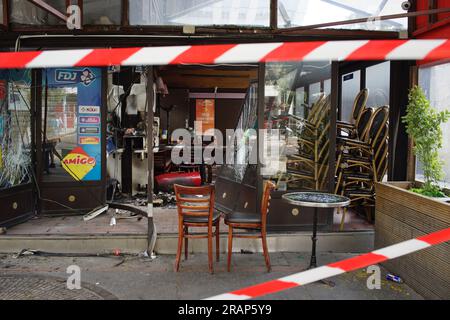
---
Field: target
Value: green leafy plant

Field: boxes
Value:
[402,86,450,198]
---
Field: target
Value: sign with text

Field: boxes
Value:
[195,99,215,135]
[78,105,100,114]
[47,67,102,181]
[61,147,96,181]
[79,116,100,124]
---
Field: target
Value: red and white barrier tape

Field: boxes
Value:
[0,40,449,70]
[205,227,450,300]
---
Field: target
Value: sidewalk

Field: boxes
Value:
[0,252,423,300]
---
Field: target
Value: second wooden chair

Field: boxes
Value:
[224,180,276,272]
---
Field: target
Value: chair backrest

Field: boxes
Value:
[356,107,374,141]
[260,180,276,227]
[307,93,326,122]
[352,88,369,124]
[174,184,215,223]
[368,105,389,146]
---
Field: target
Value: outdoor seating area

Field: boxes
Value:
[0,0,449,303]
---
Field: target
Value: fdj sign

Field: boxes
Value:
[55,68,95,86]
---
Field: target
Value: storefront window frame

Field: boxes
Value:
[260,61,337,195]
[1,0,8,29]
[414,59,450,190]
[3,0,411,33]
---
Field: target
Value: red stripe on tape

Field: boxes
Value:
[423,40,450,61]
[417,227,450,245]
[346,40,407,60]
[328,253,387,272]
[231,280,298,298]
[170,44,237,64]
[75,47,142,67]
[0,51,42,69]
[261,41,326,62]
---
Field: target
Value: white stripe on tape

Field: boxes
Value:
[386,39,446,60]
[303,40,369,61]
[26,49,93,68]
[204,293,250,300]
[122,46,191,66]
[214,43,283,64]
[372,239,430,260]
[279,266,344,286]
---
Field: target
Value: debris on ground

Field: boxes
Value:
[0,227,6,235]
[386,273,403,283]
[13,249,126,259]
[83,205,109,222]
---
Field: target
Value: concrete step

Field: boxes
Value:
[155,231,374,254]
[0,231,374,255]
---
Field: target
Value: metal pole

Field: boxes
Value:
[146,66,157,254]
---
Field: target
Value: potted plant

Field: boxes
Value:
[374,85,450,300]
[402,86,450,199]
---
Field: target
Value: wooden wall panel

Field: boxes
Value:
[375,182,450,299]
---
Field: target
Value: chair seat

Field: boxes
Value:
[183,211,221,224]
[225,211,261,224]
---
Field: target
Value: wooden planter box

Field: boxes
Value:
[375,182,450,299]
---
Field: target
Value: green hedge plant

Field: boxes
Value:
[402,86,450,198]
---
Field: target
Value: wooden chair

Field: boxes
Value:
[224,180,276,272]
[174,184,220,274]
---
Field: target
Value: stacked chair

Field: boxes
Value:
[337,88,369,138]
[335,104,389,230]
[275,94,331,191]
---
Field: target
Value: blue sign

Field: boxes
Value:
[46,67,102,181]
[53,68,97,86]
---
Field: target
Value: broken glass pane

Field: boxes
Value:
[0,70,32,189]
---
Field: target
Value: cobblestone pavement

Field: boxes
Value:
[0,274,117,300]
[0,252,423,300]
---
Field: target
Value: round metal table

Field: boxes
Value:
[282,192,350,271]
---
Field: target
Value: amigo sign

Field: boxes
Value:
[61,146,96,181]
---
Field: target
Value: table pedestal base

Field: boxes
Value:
[306,207,335,287]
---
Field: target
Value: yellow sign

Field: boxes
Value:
[61,147,96,181]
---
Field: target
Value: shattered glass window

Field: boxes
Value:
[220,82,258,183]
[0,70,32,189]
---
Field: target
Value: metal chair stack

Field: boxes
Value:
[335,105,389,230]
